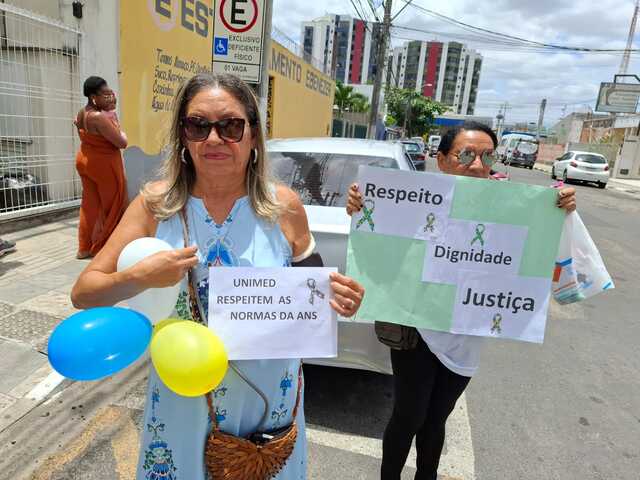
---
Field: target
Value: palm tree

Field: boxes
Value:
[334,81,355,115]
[350,93,370,113]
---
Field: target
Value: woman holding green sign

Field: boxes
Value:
[347,121,576,480]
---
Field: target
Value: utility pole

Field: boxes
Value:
[496,102,507,140]
[619,0,640,75]
[257,0,273,133]
[536,98,547,141]
[368,0,393,139]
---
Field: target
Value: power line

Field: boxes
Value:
[391,27,640,56]
[398,1,640,54]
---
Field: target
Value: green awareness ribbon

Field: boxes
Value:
[491,313,502,334]
[423,212,436,232]
[471,223,486,246]
[356,199,375,231]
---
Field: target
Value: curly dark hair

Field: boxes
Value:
[82,76,107,97]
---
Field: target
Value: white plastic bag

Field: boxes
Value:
[552,211,614,304]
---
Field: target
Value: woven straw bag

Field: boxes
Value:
[203,364,303,480]
[180,209,302,479]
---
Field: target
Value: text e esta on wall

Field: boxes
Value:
[153,0,212,38]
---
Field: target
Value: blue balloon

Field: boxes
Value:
[48,307,152,381]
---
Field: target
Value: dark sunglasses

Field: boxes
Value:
[454,149,497,167]
[181,116,247,143]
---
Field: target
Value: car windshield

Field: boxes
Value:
[402,143,421,152]
[270,151,399,207]
[575,154,606,164]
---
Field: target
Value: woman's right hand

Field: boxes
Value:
[346,183,363,217]
[129,246,199,289]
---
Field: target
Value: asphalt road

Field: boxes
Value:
[455,162,640,480]
[1,162,638,480]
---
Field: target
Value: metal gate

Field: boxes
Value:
[0,3,85,221]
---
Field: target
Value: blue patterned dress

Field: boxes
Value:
[136,196,306,480]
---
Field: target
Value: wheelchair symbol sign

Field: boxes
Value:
[214,37,228,55]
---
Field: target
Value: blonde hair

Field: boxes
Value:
[142,73,280,221]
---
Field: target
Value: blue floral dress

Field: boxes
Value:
[136,196,306,479]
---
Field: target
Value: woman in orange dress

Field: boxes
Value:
[75,76,128,259]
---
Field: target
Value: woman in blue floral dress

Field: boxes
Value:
[71,73,365,479]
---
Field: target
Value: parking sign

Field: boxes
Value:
[212,0,266,83]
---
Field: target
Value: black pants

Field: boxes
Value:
[381,338,471,480]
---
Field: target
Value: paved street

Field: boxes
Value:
[0,164,639,480]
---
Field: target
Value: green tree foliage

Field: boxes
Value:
[385,87,448,137]
[350,93,370,113]
[334,81,370,115]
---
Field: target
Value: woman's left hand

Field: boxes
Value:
[557,186,576,213]
[329,272,365,317]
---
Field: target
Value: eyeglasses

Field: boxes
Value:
[181,116,247,143]
[453,149,497,167]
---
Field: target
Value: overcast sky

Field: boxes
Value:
[272,0,640,126]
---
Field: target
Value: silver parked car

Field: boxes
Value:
[551,150,610,189]
[267,138,416,373]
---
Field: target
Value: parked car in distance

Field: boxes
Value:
[267,137,416,374]
[410,136,426,153]
[401,140,426,170]
[551,151,610,188]
[497,133,539,169]
[427,134,441,157]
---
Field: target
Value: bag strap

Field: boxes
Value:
[179,207,303,431]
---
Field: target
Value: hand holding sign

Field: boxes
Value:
[329,271,365,317]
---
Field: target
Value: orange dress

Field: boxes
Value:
[75,126,127,256]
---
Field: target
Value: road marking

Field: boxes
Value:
[307,393,475,479]
[25,369,65,402]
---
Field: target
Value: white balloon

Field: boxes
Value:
[117,237,182,325]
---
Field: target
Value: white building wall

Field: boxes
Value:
[461,51,478,115]
[453,45,467,112]
[415,41,427,93]
[389,47,403,87]
[398,44,408,87]
[302,16,336,77]
[343,19,354,84]
[361,24,373,83]
[435,42,448,102]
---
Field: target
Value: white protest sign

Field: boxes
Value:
[451,271,551,343]
[209,267,337,360]
[351,166,456,241]
[422,219,529,283]
[213,0,266,83]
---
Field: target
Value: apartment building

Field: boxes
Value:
[387,40,482,115]
[301,14,382,84]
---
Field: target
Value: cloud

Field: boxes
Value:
[272,0,640,124]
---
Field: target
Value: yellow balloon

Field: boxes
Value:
[150,321,228,397]
[152,318,185,338]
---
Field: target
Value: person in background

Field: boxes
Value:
[346,121,576,480]
[0,238,16,257]
[74,76,128,259]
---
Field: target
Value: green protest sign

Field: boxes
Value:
[346,166,564,343]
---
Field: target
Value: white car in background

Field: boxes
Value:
[551,151,610,189]
[267,137,416,374]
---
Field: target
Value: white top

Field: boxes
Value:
[418,329,485,377]
[418,212,574,378]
